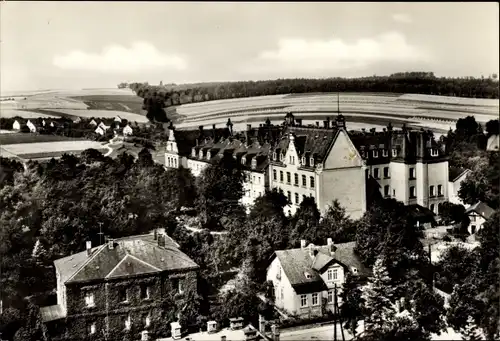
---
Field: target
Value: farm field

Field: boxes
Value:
[0,133,79,145]
[0,109,61,119]
[0,140,106,160]
[47,109,149,123]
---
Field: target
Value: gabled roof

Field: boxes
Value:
[465,201,495,220]
[487,134,499,151]
[54,234,198,284]
[449,166,470,182]
[273,241,369,294]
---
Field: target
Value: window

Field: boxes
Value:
[302,194,306,202]
[124,315,132,330]
[327,269,338,281]
[199,150,203,159]
[430,186,435,197]
[273,152,277,161]
[295,193,299,204]
[382,149,388,157]
[177,279,184,294]
[409,168,416,179]
[118,287,128,302]
[251,158,257,169]
[144,312,151,328]
[384,185,390,197]
[88,322,96,335]
[310,176,315,189]
[373,168,379,179]
[383,167,389,178]
[287,191,291,202]
[310,157,314,167]
[140,284,150,300]
[410,186,416,198]
[328,290,333,303]
[430,204,435,213]
[207,151,211,160]
[252,176,255,183]
[280,171,284,183]
[191,148,196,157]
[300,295,308,307]
[373,150,379,158]
[84,292,95,308]
[286,172,291,184]
[301,156,306,165]
[280,153,284,162]
[241,157,246,165]
[431,148,439,157]
[294,173,299,186]
[312,293,319,306]
[393,189,396,196]
[471,215,476,222]
[280,287,284,301]
[302,175,307,187]
[273,169,277,181]
[438,185,443,196]
[392,149,398,157]
[289,155,295,165]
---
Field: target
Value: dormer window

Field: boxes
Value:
[373,150,379,158]
[199,150,203,159]
[304,271,312,279]
[392,149,397,157]
[273,152,277,161]
[430,148,438,157]
[301,156,306,166]
[241,157,246,165]
[191,148,196,157]
[382,149,388,157]
[207,151,211,160]
[251,158,257,169]
[310,157,314,167]
[280,153,284,162]
[352,267,358,274]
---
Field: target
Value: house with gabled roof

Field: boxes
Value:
[486,134,499,152]
[266,239,369,319]
[40,232,199,341]
[448,166,471,205]
[465,201,495,234]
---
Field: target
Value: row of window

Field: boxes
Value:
[273,153,316,168]
[371,167,390,179]
[284,190,313,204]
[245,190,263,198]
[429,185,444,197]
[166,156,178,168]
[245,174,262,185]
[87,313,151,335]
[299,291,338,308]
[84,280,184,308]
[362,148,439,159]
[273,170,315,189]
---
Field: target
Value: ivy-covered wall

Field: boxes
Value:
[47,269,198,341]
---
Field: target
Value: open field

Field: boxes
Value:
[0,109,61,119]
[0,133,78,145]
[47,109,149,123]
[0,140,106,160]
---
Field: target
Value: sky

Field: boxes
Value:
[1,2,498,92]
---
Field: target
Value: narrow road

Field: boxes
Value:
[183,225,228,235]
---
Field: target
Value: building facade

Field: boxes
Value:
[465,201,495,234]
[266,239,369,319]
[41,233,199,341]
[165,113,449,217]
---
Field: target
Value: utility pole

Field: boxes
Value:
[337,91,340,115]
[333,283,345,341]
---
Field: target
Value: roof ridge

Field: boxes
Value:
[65,244,107,283]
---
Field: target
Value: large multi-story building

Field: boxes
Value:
[165,113,449,218]
[40,232,199,341]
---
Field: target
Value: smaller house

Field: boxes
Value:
[73,117,82,123]
[26,120,37,133]
[89,119,97,126]
[42,120,46,127]
[50,122,55,128]
[98,122,110,131]
[95,126,105,136]
[115,116,122,123]
[487,134,499,152]
[465,201,495,234]
[266,239,369,319]
[448,167,471,206]
[12,120,21,130]
[123,125,133,136]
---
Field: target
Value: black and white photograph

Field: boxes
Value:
[0,2,499,341]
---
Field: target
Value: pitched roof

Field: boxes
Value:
[54,233,198,284]
[274,241,369,294]
[465,201,495,220]
[448,166,470,182]
[487,134,499,151]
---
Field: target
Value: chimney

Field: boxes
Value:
[272,324,280,341]
[86,241,92,257]
[327,238,333,246]
[158,234,166,248]
[213,124,216,130]
[108,238,114,250]
[308,244,314,258]
[300,240,306,249]
[258,315,266,333]
[336,114,346,129]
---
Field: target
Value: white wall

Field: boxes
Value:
[266,257,297,314]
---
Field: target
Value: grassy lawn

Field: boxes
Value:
[18,148,109,160]
[70,95,144,115]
